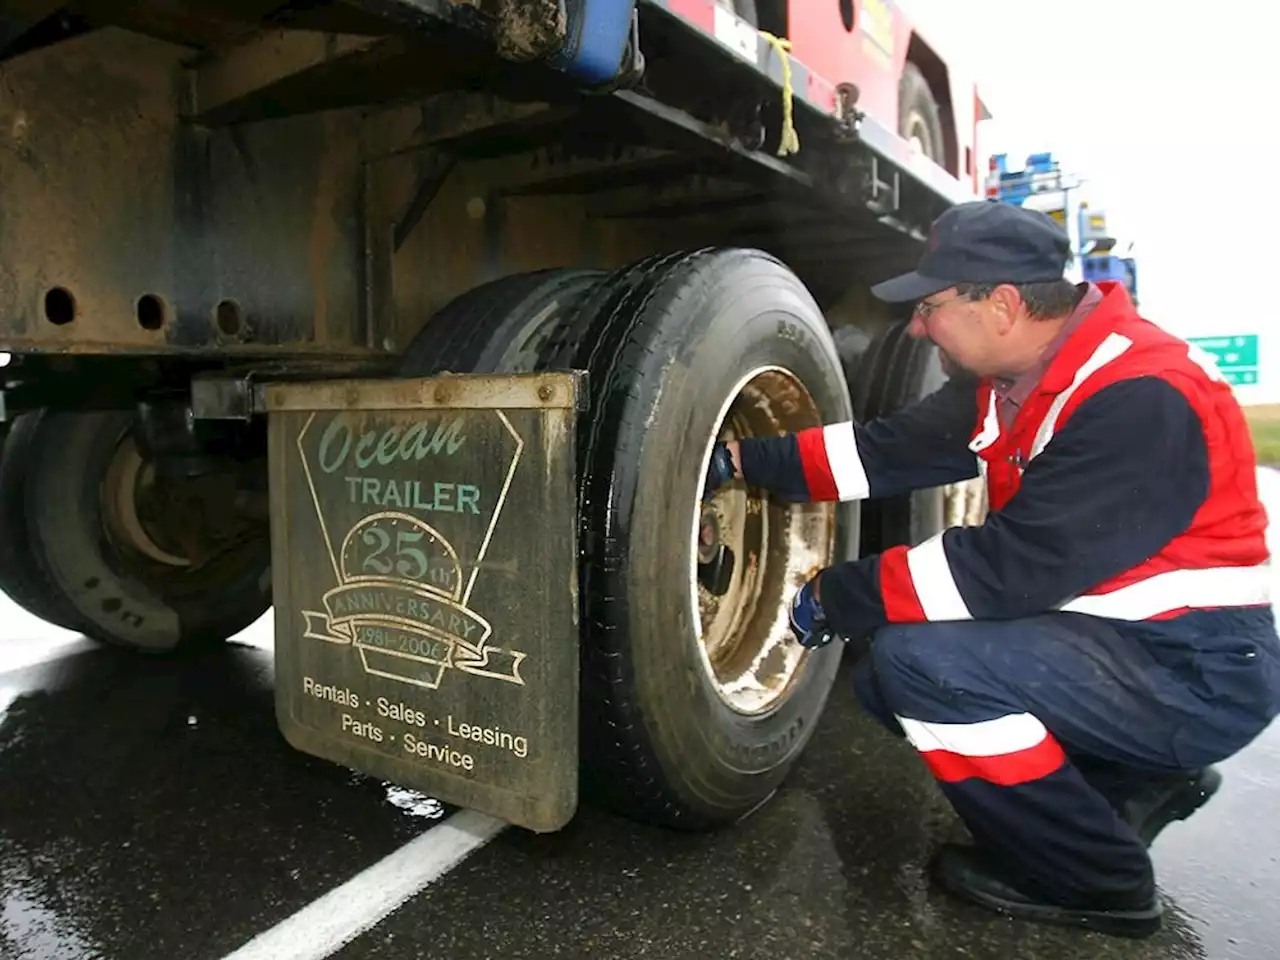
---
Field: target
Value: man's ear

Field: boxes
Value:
[989,284,1023,334]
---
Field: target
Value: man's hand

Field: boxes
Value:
[702,441,738,501]
[789,575,838,648]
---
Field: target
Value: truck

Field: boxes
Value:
[0,0,990,834]
[986,150,1139,303]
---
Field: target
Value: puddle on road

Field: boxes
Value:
[1,872,104,960]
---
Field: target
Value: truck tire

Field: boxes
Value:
[851,321,985,552]
[399,267,606,376]
[543,249,850,829]
[0,412,88,632]
[851,320,946,552]
[18,409,272,653]
[401,255,850,829]
[899,60,945,166]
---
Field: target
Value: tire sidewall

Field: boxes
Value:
[0,411,87,630]
[26,410,271,651]
[899,62,945,166]
[618,253,850,800]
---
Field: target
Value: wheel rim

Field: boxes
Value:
[691,366,838,715]
[943,476,988,528]
[905,112,935,160]
[99,426,268,601]
[104,439,191,567]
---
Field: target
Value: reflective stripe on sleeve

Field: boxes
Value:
[904,532,973,621]
[795,422,869,501]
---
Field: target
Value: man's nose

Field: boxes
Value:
[906,314,927,339]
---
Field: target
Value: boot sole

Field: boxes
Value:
[939,874,1164,939]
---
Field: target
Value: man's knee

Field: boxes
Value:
[871,621,959,678]
[851,653,905,736]
[869,620,996,709]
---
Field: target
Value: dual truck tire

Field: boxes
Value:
[403,250,854,827]
[0,249,954,830]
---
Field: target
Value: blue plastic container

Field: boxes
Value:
[551,0,637,85]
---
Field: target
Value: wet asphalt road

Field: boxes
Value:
[3,479,1280,960]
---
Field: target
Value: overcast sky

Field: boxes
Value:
[911,0,1276,351]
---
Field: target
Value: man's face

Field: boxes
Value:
[905,288,1008,378]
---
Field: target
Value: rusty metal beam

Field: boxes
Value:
[346,0,568,61]
[187,28,386,124]
[495,148,704,197]
[361,93,580,162]
[582,177,768,220]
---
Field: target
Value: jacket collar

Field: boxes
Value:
[1036,281,1139,395]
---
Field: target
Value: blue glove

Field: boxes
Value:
[790,576,838,648]
[702,442,737,501]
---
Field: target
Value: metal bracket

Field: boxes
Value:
[834,82,864,142]
[190,359,397,421]
[191,376,260,421]
[865,155,901,216]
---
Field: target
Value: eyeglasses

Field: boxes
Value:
[913,294,963,320]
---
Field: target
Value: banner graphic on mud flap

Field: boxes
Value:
[298,515,527,689]
[295,410,528,691]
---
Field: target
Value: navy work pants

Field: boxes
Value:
[852,608,1280,902]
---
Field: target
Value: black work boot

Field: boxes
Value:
[930,844,1163,939]
[1119,766,1222,847]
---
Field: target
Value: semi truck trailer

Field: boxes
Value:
[0,0,990,833]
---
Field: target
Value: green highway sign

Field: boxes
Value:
[1188,334,1259,386]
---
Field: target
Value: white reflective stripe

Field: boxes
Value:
[822,422,870,500]
[905,531,973,621]
[1059,563,1273,620]
[1186,342,1228,383]
[1028,332,1132,461]
[968,390,1000,453]
[897,713,1049,757]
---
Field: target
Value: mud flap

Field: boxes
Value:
[264,373,583,833]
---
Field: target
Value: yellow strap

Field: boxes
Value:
[758,30,799,156]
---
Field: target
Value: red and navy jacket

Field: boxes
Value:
[740,282,1277,652]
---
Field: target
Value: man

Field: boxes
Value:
[703,201,1280,938]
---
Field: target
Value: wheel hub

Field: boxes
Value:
[100,427,268,589]
[697,506,722,565]
[103,437,192,567]
[692,367,837,716]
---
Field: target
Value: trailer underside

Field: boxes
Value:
[0,0,987,833]
[0,1,960,389]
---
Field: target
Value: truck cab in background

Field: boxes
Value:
[986,150,1139,304]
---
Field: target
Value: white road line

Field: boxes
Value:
[220,809,507,960]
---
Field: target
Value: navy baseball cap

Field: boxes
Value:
[870,200,1072,303]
